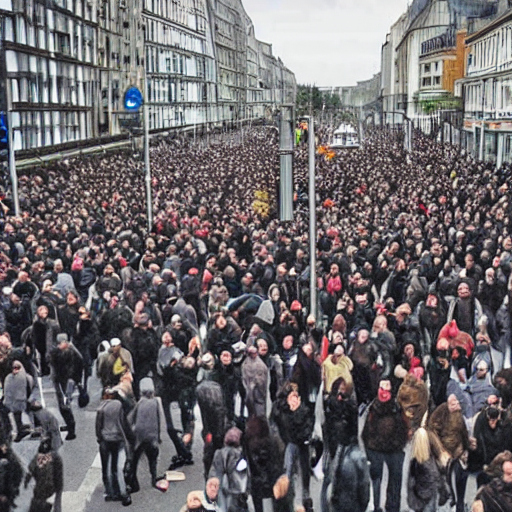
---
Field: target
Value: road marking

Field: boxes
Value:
[62,453,102,512]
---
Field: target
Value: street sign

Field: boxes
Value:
[124,87,143,111]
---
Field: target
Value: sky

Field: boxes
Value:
[242,0,411,87]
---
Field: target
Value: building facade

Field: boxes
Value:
[0,0,296,155]
[381,0,498,121]
[460,6,512,165]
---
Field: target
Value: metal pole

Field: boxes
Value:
[143,73,153,232]
[308,116,317,320]
[479,119,485,161]
[5,81,19,217]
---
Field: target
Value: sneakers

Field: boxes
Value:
[65,432,77,441]
[303,497,314,512]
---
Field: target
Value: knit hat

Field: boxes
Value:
[255,300,275,325]
[139,377,155,394]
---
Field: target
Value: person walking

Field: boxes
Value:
[362,379,408,512]
[127,377,165,492]
[96,388,133,505]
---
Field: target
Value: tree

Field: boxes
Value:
[296,84,323,116]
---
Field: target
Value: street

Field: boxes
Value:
[11,370,477,512]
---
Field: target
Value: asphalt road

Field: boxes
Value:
[11,371,477,512]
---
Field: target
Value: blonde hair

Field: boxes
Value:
[411,412,450,467]
[411,427,431,464]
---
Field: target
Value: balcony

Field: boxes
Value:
[421,30,455,56]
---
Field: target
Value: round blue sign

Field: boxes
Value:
[124,87,143,111]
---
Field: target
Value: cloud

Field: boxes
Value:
[242,0,410,86]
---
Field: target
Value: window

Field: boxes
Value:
[424,63,430,73]
[422,77,431,87]
[434,76,441,86]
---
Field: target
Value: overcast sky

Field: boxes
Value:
[242,0,410,87]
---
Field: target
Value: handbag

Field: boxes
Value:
[78,386,90,408]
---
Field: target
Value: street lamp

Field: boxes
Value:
[304,115,317,320]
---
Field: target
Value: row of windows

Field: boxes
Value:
[4,14,95,64]
[143,0,205,32]
[145,17,206,54]
[421,76,441,87]
[11,0,96,23]
[145,45,214,80]
[465,78,512,116]
[468,23,512,75]
[6,52,94,107]
[11,110,91,150]
[147,77,207,103]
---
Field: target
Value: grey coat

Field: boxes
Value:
[4,368,33,413]
[128,396,165,450]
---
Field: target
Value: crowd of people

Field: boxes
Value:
[0,125,509,512]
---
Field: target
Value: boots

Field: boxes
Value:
[65,422,76,440]
[303,497,314,512]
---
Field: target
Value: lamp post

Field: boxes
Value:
[5,78,19,217]
[143,72,153,232]
[305,115,317,319]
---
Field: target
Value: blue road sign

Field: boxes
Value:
[124,87,143,111]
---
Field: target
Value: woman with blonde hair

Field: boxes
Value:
[408,413,451,512]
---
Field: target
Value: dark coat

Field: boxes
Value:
[271,397,313,446]
[49,344,83,387]
[407,457,443,512]
[196,380,227,444]
[330,444,370,512]
[428,402,469,459]
[57,304,80,342]
[0,448,23,511]
[362,398,408,453]
[210,362,240,422]
[98,306,133,342]
[244,416,284,499]
[291,349,321,406]
[123,327,159,379]
[470,410,512,471]
[476,477,512,512]
[323,394,358,458]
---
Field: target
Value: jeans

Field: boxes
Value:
[451,459,468,512]
[366,449,405,512]
[161,395,192,460]
[99,440,122,498]
[131,440,159,487]
[284,442,311,501]
[54,378,75,435]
